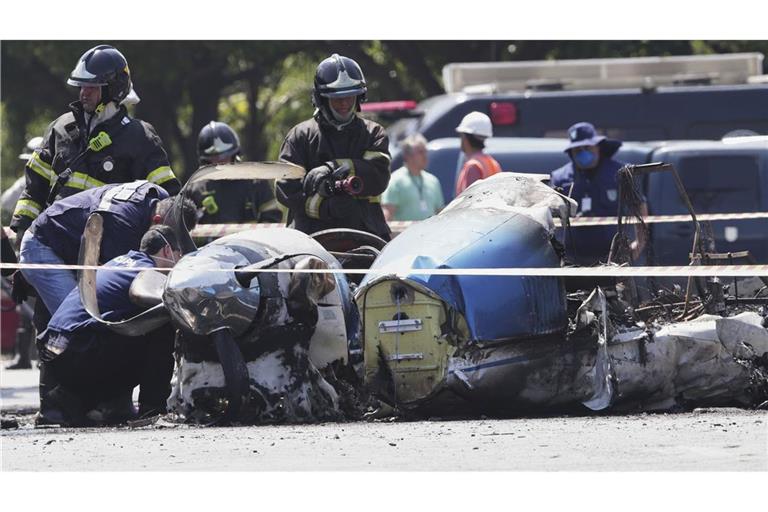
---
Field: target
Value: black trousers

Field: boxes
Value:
[47,324,175,410]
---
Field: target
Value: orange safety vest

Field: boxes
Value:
[456,153,502,195]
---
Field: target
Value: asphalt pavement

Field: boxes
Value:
[2,364,766,471]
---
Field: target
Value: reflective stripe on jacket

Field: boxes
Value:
[10,101,180,234]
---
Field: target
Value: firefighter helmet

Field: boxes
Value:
[197,121,241,164]
[312,54,367,128]
[67,45,133,106]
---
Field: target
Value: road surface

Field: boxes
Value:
[2,367,766,471]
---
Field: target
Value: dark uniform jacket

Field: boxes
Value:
[11,101,180,235]
[40,250,155,355]
[39,249,174,411]
[31,181,168,266]
[277,115,392,240]
[187,179,282,224]
[551,156,628,265]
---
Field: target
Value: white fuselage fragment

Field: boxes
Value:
[433,311,767,414]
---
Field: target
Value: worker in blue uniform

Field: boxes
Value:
[36,226,181,426]
[16,181,196,424]
[550,122,647,265]
[17,180,196,319]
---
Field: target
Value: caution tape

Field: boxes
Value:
[187,211,768,238]
[4,211,768,242]
[2,262,768,277]
[563,211,768,227]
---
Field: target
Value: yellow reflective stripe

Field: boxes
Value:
[335,158,355,175]
[28,153,55,183]
[147,166,177,185]
[363,151,391,163]
[258,199,280,213]
[359,195,381,204]
[13,199,42,219]
[305,195,324,219]
[66,172,105,190]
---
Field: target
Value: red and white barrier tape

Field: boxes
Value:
[4,211,768,242]
[2,262,768,277]
[189,211,768,238]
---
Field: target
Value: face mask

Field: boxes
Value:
[154,254,177,266]
[154,231,178,266]
[573,149,597,169]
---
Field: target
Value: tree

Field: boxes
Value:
[4,40,768,194]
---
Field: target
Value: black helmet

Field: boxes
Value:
[67,45,132,106]
[312,54,367,128]
[197,121,241,164]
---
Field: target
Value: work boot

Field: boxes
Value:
[5,355,32,370]
[35,385,91,427]
[5,324,34,369]
[5,320,35,370]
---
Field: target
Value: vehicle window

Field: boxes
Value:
[677,155,761,213]
[544,127,667,140]
[687,122,768,140]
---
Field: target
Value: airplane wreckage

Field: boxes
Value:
[77,162,768,425]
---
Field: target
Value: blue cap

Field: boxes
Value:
[565,122,606,151]
[564,122,622,158]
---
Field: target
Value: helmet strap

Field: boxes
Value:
[101,85,111,108]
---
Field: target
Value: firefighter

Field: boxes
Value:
[187,121,282,224]
[36,226,182,426]
[277,53,392,240]
[10,44,180,246]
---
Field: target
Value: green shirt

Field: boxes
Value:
[382,166,445,221]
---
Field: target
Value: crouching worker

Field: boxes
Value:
[35,226,181,426]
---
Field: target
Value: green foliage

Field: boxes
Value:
[3,40,767,194]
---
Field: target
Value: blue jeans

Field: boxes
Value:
[19,231,77,315]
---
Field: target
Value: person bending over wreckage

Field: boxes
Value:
[36,226,181,426]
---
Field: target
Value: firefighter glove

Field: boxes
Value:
[11,271,29,304]
[303,165,333,196]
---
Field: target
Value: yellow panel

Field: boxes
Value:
[362,280,454,403]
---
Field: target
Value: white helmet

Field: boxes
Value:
[456,111,493,139]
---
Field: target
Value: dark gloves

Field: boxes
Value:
[302,164,333,196]
[11,271,29,304]
[1,231,18,277]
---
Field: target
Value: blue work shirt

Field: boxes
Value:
[551,157,625,265]
[31,181,167,265]
[43,250,155,353]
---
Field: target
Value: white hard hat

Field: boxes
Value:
[455,111,493,139]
